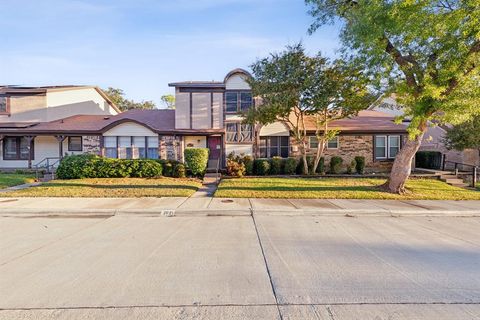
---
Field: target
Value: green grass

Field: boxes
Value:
[1,177,202,198]
[0,173,36,189]
[215,177,480,200]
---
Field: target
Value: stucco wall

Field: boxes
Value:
[259,122,289,137]
[184,136,207,148]
[0,95,47,122]
[103,122,156,137]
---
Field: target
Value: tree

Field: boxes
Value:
[103,87,156,111]
[161,94,176,109]
[444,116,480,153]
[306,0,480,193]
[245,44,372,174]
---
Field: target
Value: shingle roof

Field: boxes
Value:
[303,110,407,133]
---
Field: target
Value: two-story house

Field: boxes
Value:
[0,69,408,172]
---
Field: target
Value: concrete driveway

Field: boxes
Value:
[1,214,479,319]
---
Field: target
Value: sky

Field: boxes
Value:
[0,0,342,108]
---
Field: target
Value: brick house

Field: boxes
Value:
[0,69,407,172]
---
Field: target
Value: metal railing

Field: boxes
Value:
[215,156,221,184]
[442,160,479,188]
[33,157,61,180]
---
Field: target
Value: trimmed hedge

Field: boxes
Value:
[184,148,209,177]
[254,159,270,175]
[270,157,283,175]
[56,154,163,179]
[173,163,186,178]
[158,159,179,177]
[315,157,325,174]
[354,156,365,174]
[330,156,343,174]
[284,158,297,175]
[243,155,254,176]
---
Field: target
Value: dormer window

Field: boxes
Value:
[0,96,9,114]
[225,91,252,113]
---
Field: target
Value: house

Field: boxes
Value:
[0,69,407,172]
[369,97,480,169]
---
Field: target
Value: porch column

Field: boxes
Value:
[24,136,35,169]
[55,135,66,159]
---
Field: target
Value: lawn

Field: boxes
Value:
[215,177,480,200]
[1,177,202,198]
[0,173,36,189]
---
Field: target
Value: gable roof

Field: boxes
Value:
[302,110,407,134]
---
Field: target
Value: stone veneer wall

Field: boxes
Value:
[290,134,399,173]
[159,135,183,161]
[82,136,101,154]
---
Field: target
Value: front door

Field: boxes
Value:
[207,136,221,160]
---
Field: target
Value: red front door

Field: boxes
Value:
[207,136,221,160]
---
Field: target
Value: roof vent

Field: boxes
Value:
[104,116,110,120]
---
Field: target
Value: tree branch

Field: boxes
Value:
[384,37,421,93]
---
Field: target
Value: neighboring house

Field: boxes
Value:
[369,97,480,169]
[0,69,408,172]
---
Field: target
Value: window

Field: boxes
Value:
[2,137,34,160]
[388,135,400,158]
[147,136,159,159]
[226,123,253,143]
[103,136,159,159]
[104,136,117,158]
[225,91,253,113]
[309,136,339,149]
[259,136,289,158]
[327,137,339,149]
[0,96,8,113]
[375,135,401,160]
[68,136,82,152]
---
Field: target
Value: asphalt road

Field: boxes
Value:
[1,214,479,319]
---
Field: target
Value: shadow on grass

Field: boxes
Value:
[217,185,382,193]
[42,182,199,191]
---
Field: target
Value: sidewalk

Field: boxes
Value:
[0,196,479,217]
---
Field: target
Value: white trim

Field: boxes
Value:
[375,135,387,159]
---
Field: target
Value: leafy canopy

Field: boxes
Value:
[103,87,156,112]
[161,94,175,109]
[306,0,480,136]
[444,116,480,151]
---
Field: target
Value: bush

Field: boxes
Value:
[243,155,254,176]
[330,156,343,174]
[270,157,283,175]
[56,155,163,179]
[315,157,325,174]
[254,159,270,175]
[346,159,357,174]
[226,158,246,177]
[173,163,186,178]
[354,156,366,174]
[284,158,297,175]
[184,148,209,177]
[297,156,314,175]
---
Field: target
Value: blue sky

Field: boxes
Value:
[0,0,341,107]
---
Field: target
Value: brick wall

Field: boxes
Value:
[290,134,396,173]
[82,136,100,154]
[159,135,183,161]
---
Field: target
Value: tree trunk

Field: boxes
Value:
[300,141,309,175]
[312,140,326,174]
[385,122,427,194]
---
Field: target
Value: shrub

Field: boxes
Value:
[284,158,297,175]
[56,155,163,179]
[270,156,283,175]
[226,158,246,177]
[315,157,325,174]
[354,156,366,174]
[330,156,343,174]
[56,154,98,179]
[346,159,357,174]
[297,156,314,175]
[173,163,186,178]
[254,159,270,176]
[184,148,209,177]
[243,155,254,176]
[162,162,174,177]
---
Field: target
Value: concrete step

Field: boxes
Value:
[441,178,465,184]
[440,175,458,180]
[449,182,469,188]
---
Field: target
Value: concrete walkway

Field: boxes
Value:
[0,182,42,193]
[0,196,479,217]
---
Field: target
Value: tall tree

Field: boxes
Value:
[444,116,480,154]
[306,0,480,193]
[161,94,176,109]
[245,44,372,174]
[103,87,156,112]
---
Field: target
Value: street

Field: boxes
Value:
[1,214,479,319]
